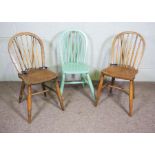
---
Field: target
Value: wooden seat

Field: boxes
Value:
[96,31,145,116]
[8,32,64,123]
[102,65,138,80]
[19,68,57,85]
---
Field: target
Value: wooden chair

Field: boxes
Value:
[8,32,64,123]
[59,30,95,100]
[96,31,145,116]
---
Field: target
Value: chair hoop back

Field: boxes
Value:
[8,32,45,73]
[111,31,145,69]
[59,30,88,64]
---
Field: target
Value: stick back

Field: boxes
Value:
[111,31,145,69]
[8,32,45,73]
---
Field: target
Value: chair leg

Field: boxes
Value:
[129,80,134,116]
[41,82,47,97]
[55,79,64,111]
[96,73,104,106]
[27,85,32,123]
[60,73,65,94]
[86,73,95,100]
[81,74,86,88]
[109,77,115,94]
[133,82,135,99]
[19,81,25,103]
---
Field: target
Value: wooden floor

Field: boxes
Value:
[0,81,155,133]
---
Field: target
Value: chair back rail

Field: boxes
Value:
[111,31,145,69]
[8,32,45,73]
[59,30,88,64]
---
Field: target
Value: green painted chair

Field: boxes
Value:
[59,30,95,100]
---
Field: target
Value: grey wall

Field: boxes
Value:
[0,22,155,81]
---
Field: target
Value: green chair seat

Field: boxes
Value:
[62,63,89,74]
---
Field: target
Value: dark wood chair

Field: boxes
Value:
[96,31,145,116]
[8,32,64,123]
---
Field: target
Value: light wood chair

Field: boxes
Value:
[8,32,64,123]
[96,31,145,116]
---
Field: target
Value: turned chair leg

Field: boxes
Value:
[55,79,64,111]
[19,81,25,103]
[41,82,47,97]
[96,73,104,106]
[133,82,135,99]
[27,85,32,123]
[129,80,134,116]
[109,77,115,94]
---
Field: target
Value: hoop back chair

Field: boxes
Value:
[8,32,64,123]
[59,30,95,100]
[96,31,145,116]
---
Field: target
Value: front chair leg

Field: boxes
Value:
[41,82,47,97]
[27,85,32,123]
[129,80,134,116]
[55,79,64,111]
[19,81,25,103]
[133,82,135,99]
[96,73,104,106]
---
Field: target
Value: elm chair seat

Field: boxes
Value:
[18,68,57,85]
[102,65,138,80]
[62,63,89,74]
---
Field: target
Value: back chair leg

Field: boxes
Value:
[96,73,104,106]
[60,73,65,94]
[55,79,64,111]
[19,81,25,103]
[109,77,115,94]
[81,74,85,88]
[129,80,134,116]
[86,73,95,100]
[41,82,47,97]
[27,85,32,123]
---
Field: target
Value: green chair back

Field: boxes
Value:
[59,30,88,65]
